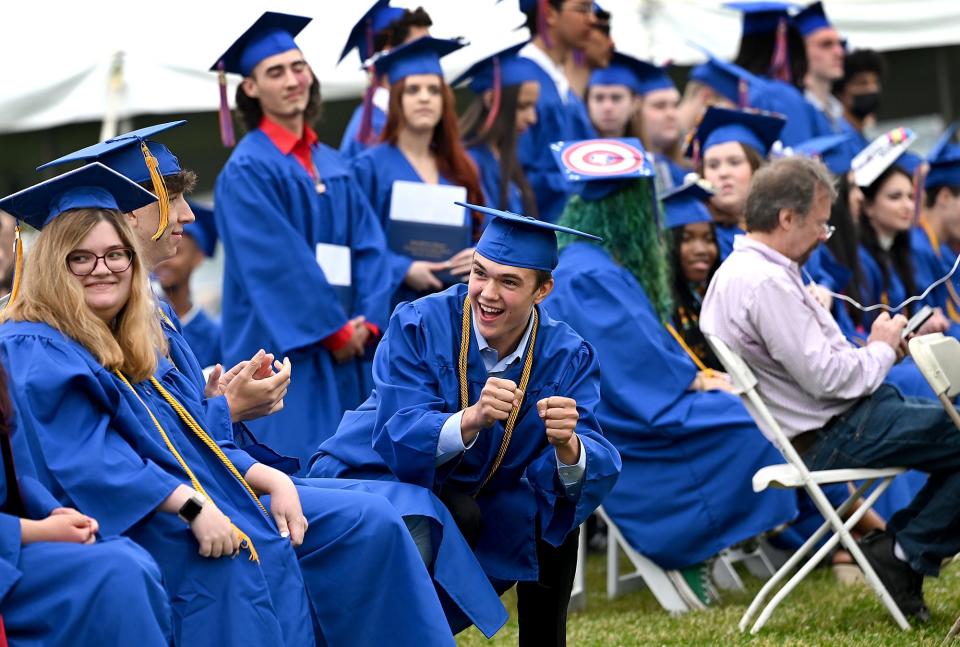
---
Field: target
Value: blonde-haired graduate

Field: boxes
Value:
[0,164,455,646]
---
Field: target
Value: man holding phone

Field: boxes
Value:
[702,155,960,625]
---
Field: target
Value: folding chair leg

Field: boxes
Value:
[568,522,588,613]
[941,614,960,646]
[712,553,746,591]
[598,508,691,613]
[742,543,778,579]
[750,478,910,633]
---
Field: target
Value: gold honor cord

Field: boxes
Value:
[8,225,23,304]
[140,142,169,241]
[458,295,539,494]
[665,322,714,377]
[115,371,267,562]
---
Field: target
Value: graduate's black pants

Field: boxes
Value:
[439,487,580,647]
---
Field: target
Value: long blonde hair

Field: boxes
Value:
[1,208,166,382]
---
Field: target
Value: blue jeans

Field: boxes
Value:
[800,385,960,576]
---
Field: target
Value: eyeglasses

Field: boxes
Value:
[821,224,836,241]
[563,1,596,15]
[66,247,134,276]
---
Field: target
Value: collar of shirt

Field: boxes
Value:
[519,42,569,104]
[179,303,200,327]
[804,89,845,124]
[372,85,390,113]
[259,116,319,178]
[472,308,536,375]
[733,234,801,276]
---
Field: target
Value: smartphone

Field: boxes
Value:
[902,305,934,339]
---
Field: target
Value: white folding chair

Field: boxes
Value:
[906,334,960,645]
[705,334,910,633]
[595,507,696,613]
[568,522,588,613]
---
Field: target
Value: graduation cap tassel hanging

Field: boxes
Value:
[537,0,552,48]
[8,225,23,304]
[737,78,749,110]
[769,17,791,84]
[357,21,377,145]
[140,142,169,240]
[217,61,236,148]
[912,162,928,223]
[481,57,503,135]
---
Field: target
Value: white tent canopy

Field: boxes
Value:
[1,0,957,134]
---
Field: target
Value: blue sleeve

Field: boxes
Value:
[2,338,182,538]
[523,342,621,546]
[371,303,455,488]
[0,511,21,596]
[215,158,350,356]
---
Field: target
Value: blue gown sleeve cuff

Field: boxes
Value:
[556,438,587,497]
[435,410,477,466]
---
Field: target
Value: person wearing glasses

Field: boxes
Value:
[0,164,458,645]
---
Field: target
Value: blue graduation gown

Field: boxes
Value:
[312,283,621,582]
[0,321,314,646]
[181,307,221,370]
[548,242,796,569]
[158,302,499,640]
[215,130,392,467]
[0,431,171,645]
[468,144,523,214]
[911,225,960,337]
[517,62,596,223]
[747,78,817,146]
[715,223,744,260]
[351,143,474,302]
[653,153,689,194]
[339,102,387,160]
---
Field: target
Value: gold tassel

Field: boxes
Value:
[8,225,23,304]
[140,142,169,241]
[232,525,260,562]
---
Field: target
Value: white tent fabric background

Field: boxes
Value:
[1,0,958,135]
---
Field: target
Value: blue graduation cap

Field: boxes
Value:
[452,43,540,94]
[688,50,757,106]
[658,177,715,229]
[794,1,832,38]
[588,52,675,96]
[0,163,158,232]
[461,201,601,271]
[37,121,184,184]
[725,2,796,36]
[339,1,405,63]
[184,201,218,258]
[925,124,960,189]
[371,36,466,85]
[685,106,785,159]
[550,138,655,201]
[211,11,311,77]
[37,121,185,242]
[794,132,857,176]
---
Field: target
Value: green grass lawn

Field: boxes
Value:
[456,550,960,646]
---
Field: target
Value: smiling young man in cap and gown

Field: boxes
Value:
[312,201,621,646]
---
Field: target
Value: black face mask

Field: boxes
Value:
[850,92,881,119]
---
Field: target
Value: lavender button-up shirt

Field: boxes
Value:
[700,235,896,440]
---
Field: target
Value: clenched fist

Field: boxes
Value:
[538,396,581,465]
[460,377,523,445]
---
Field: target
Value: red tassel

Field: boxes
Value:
[0,615,8,647]
[538,0,552,49]
[737,78,749,110]
[481,57,502,135]
[913,162,928,223]
[217,61,235,148]
[357,22,377,145]
[769,17,792,84]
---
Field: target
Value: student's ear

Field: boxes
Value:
[124,211,138,228]
[241,77,259,100]
[482,89,495,111]
[533,278,554,305]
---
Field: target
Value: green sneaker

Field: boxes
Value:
[669,562,716,609]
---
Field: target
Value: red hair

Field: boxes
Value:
[382,77,486,239]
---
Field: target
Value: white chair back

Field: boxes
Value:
[909,333,960,399]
